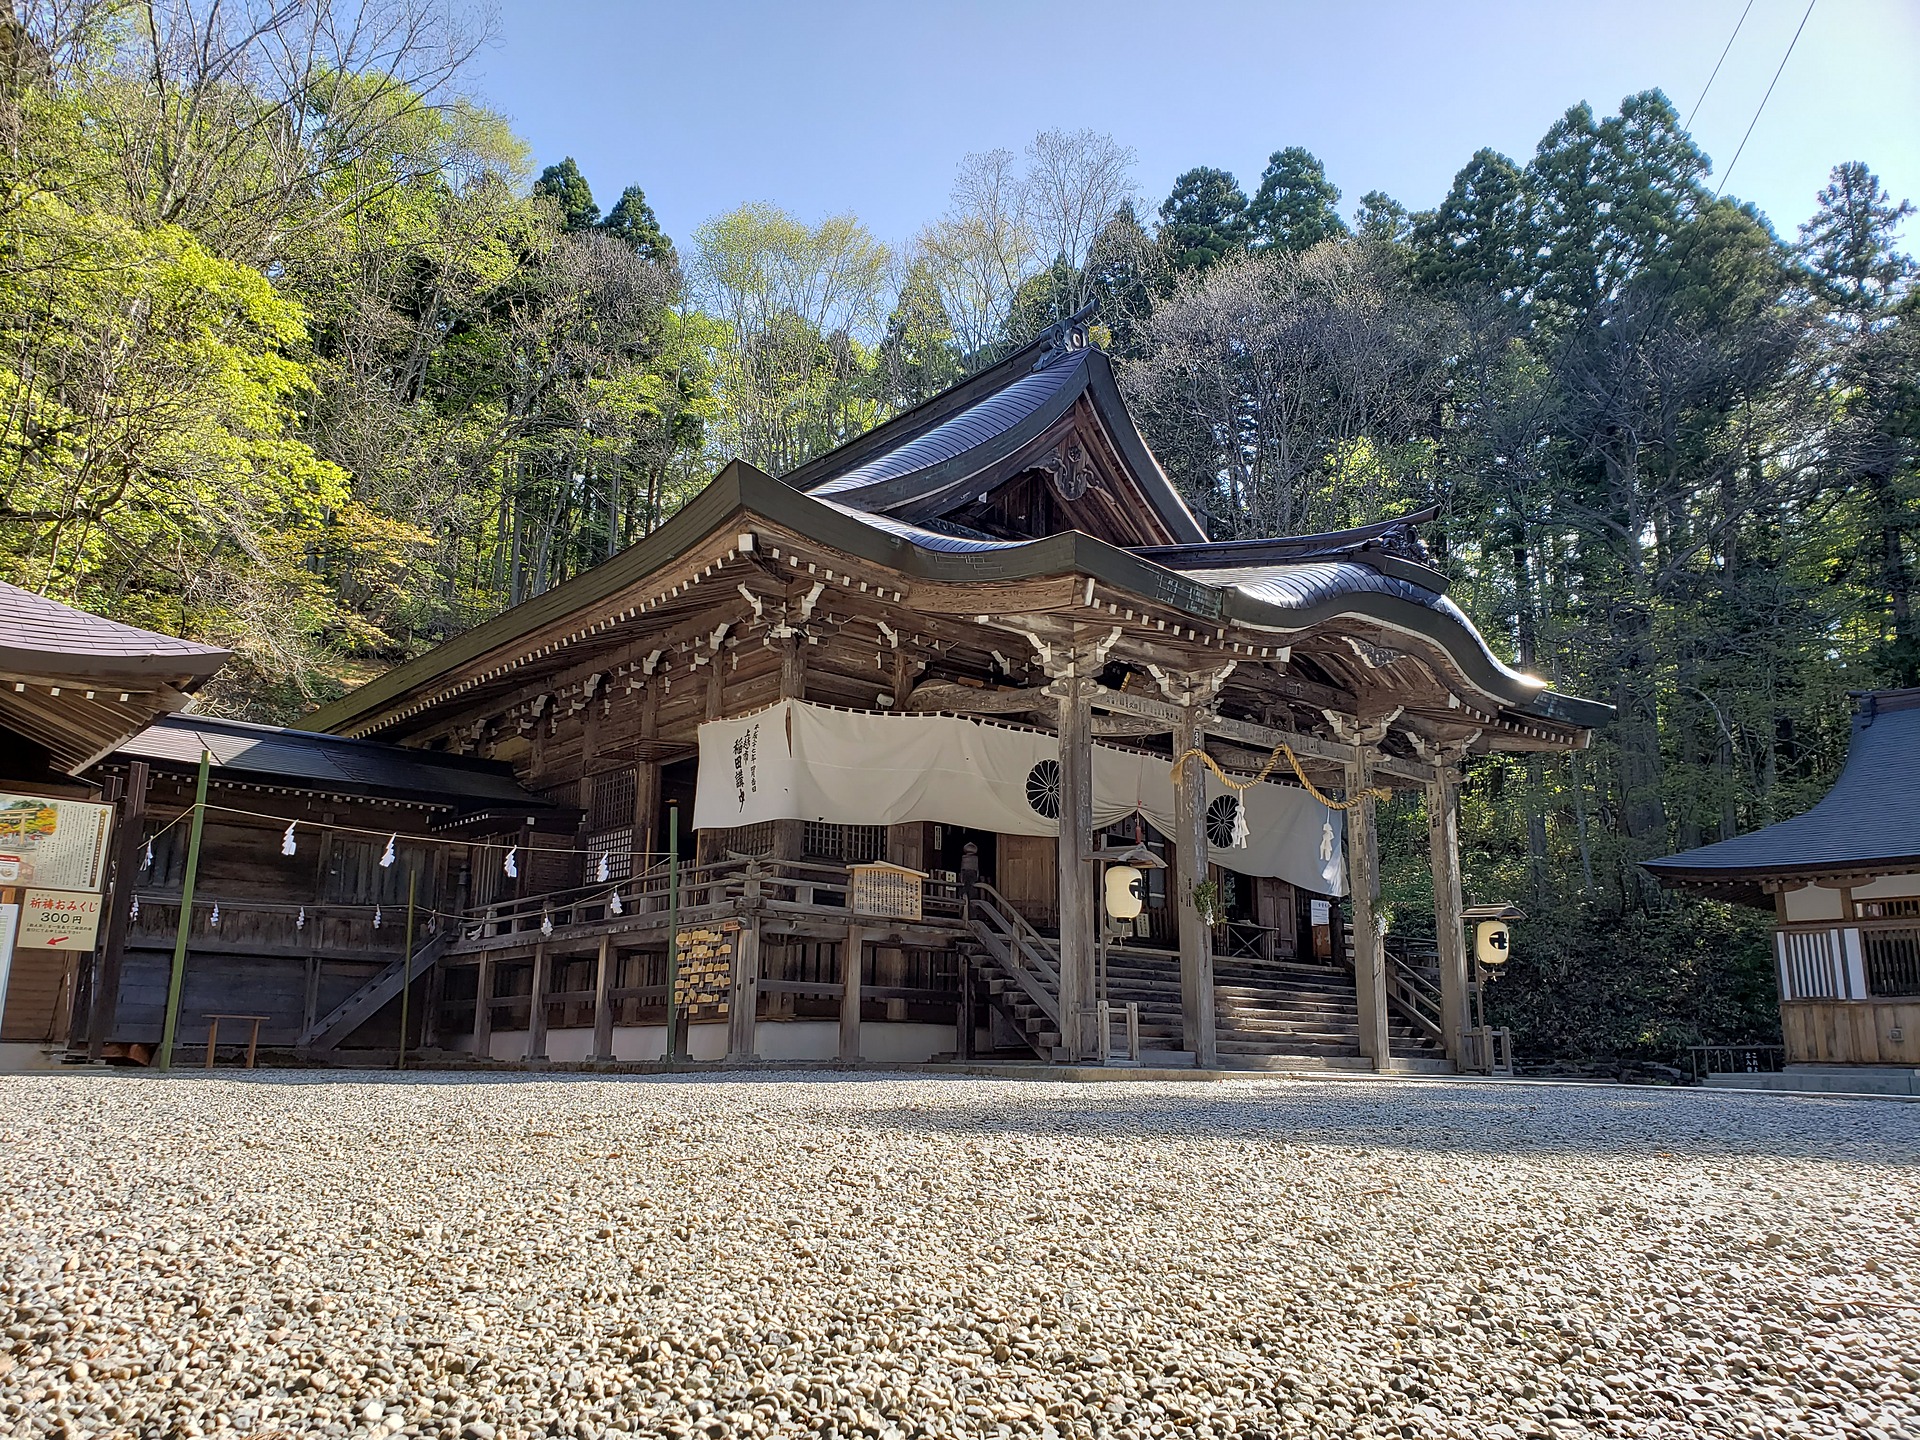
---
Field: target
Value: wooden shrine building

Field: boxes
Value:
[1,582,226,1056]
[268,317,1608,1072]
[1648,688,1920,1083]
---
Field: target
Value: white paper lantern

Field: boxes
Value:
[1104,864,1145,921]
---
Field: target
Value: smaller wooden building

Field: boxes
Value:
[1647,688,1920,1083]
[1,581,226,1056]
[76,713,567,1063]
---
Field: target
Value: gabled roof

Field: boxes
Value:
[784,329,1209,545]
[1645,689,1920,904]
[111,713,566,821]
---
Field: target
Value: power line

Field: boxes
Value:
[1686,0,1757,130]
[1715,0,1819,199]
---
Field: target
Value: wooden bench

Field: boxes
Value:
[202,1014,272,1069]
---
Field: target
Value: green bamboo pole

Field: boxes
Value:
[663,801,681,1063]
[396,866,416,1070]
[158,750,211,1073]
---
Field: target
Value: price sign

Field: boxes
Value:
[17,889,105,951]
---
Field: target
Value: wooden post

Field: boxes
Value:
[957,956,974,1061]
[89,760,149,1062]
[396,868,416,1070]
[526,944,549,1062]
[590,933,614,1061]
[1345,750,1390,1070]
[472,953,493,1060]
[839,923,865,1062]
[774,637,807,862]
[1172,705,1218,1067]
[158,751,211,1072]
[664,802,683,1062]
[1427,770,1470,1064]
[421,955,444,1052]
[1055,674,1097,1063]
[635,677,661,861]
[727,919,760,1062]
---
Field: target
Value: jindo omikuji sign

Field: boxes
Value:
[16,889,104,951]
[0,793,114,891]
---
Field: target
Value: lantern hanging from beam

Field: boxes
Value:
[1105,865,1145,921]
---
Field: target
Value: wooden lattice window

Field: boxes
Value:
[804,822,887,863]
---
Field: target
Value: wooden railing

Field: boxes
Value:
[1385,959,1445,1045]
[444,855,968,947]
[962,882,1063,1028]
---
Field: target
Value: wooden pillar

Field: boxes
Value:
[839,924,865,1062]
[1345,751,1390,1070]
[88,760,149,1061]
[590,933,614,1061]
[774,637,807,862]
[957,957,975,1061]
[1055,674,1097,1063]
[1427,770,1470,1063]
[421,957,444,1051]
[1172,706,1218,1067]
[472,953,493,1060]
[696,658,726,867]
[634,678,662,862]
[526,945,549,1062]
[727,920,760,1062]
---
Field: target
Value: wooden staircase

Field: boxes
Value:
[294,932,445,1057]
[958,894,1451,1070]
[961,884,1065,1061]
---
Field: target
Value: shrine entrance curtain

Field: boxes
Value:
[694,700,1345,894]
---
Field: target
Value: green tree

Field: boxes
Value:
[1247,147,1348,253]
[876,259,962,410]
[599,184,675,263]
[1353,191,1410,247]
[1157,167,1249,272]
[533,156,600,232]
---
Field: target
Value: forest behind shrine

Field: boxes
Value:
[1,1,1914,1064]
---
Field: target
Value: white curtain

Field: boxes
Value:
[695,700,1345,894]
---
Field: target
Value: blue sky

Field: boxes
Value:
[471,0,1919,253]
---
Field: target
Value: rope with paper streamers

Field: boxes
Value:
[1171,743,1391,811]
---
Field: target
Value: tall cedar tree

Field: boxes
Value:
[1247,147,1349,253]
[1158,167,1250,271]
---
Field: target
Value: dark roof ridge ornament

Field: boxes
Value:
[1032,301,1099,371]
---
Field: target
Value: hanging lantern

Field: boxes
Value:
[281,821,298,856]
[1319,812,1341,889]
[1104,865,1145,921]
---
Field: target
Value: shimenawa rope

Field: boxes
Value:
[1171,743,1389,811]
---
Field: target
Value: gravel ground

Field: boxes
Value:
[2,1072,1918,1440]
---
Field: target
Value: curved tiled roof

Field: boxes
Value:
[1646,691,1920,895]
[809,357,1089,503]
[0,580,228,681]
[1184,560,1545,697]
